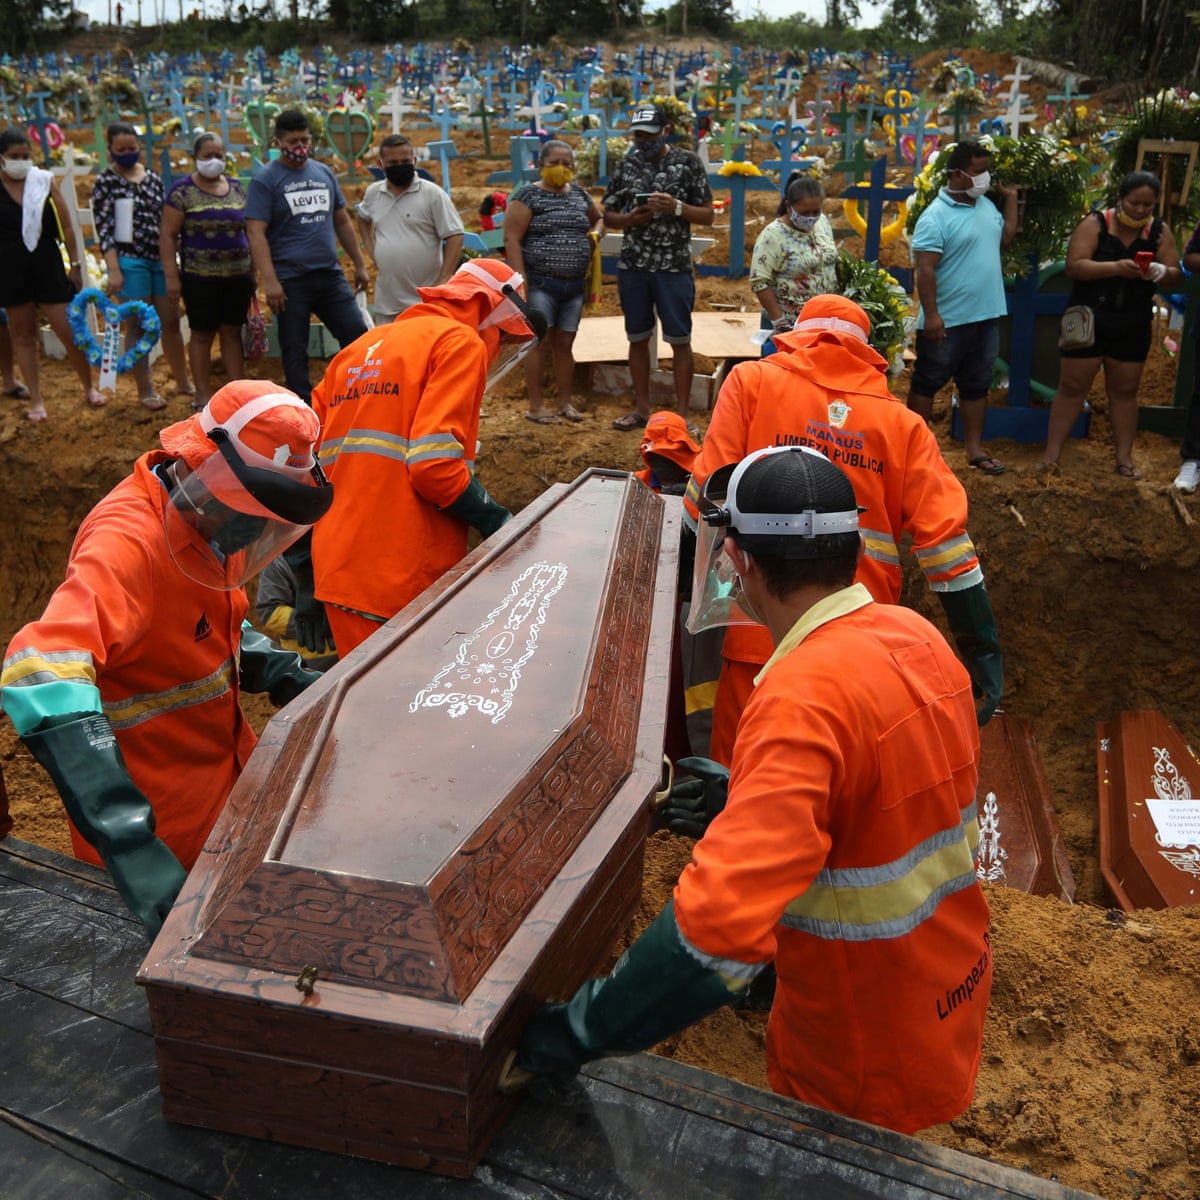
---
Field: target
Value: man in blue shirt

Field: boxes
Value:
[906,139,1018,475]
[246,109,371,403]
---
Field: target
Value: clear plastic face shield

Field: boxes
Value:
[163,409,333,591]
[686,447,862,635]
[459,261,548,390]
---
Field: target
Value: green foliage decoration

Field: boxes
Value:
[835,250,912,371]
[907,134,1088,275]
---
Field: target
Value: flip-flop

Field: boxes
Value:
[2,384,30,399]
[85,389,108,408]
[139,393,168,412]
[1115,463,1143,480]
[612,411,649,431]
[558,405,585,423]
[526,411,564,425]
[968,455,1006,476]
[25,406,48,423]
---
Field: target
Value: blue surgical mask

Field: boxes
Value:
[112,150,141,169]
[789,211,819,232]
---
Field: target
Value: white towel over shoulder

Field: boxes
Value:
[22,167,53,254]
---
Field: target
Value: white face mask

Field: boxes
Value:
[789,210,819,232]
[1,156,33,181]
[953,169,991,199]
[195,157,225,179]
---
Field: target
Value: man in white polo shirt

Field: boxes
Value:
[357,135,465,322]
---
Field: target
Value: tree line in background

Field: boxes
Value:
[2,0,1198,86]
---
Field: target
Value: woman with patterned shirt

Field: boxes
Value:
[160,132,256,411]
[92,121,192,409]
[505,140,604,424]
[749,173,837,348]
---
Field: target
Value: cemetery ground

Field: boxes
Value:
[3,42,1200,1200]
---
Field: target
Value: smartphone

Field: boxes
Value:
[633,193,653,208]
[1134,250,1154,273]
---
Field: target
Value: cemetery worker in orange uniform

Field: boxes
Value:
[634,410,700,495]
[0,381,334,935]
[309,259,546,656]
[245,108,370,404]
[513,446,992,1136]
[906,138,1018,476]
[603,104,713,434]
[683,293,1002,767]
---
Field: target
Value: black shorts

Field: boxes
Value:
[0,260,75,309]
[1060,308,1152,364]
[180,274,257,333]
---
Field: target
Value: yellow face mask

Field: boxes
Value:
[1116,206,1148,229]
[540,164,574,188]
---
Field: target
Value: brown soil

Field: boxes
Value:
[4,55,1199,1199]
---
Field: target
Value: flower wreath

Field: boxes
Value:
[67,288,161,374]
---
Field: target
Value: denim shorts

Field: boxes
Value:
[526,273,586,334]
[910,318,1000,402]
[617,269,696,345]
[117,255,168,301]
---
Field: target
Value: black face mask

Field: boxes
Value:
[385,163,416,188]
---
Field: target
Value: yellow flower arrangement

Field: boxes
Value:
[717,160,764,177]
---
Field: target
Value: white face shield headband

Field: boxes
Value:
[685,446,861,635]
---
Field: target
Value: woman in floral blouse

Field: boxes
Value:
[749,173,837,343]
[92,121,191,409]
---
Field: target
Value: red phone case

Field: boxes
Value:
[1135,251,1154,272]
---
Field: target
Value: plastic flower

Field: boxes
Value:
[717,160,764,177]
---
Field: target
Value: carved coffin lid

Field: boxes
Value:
[139,470,679,1036]
[974,714,1076,903]
[1098,710,1200,911]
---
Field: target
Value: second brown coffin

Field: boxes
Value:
[137,470,681,1176]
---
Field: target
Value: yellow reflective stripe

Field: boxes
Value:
[861,527,899,566]
[916,534,977,574]
[1,646,97,689]
[104,659,236,731]
[783,810,980,942]
[684,679,718,716]
[323,428,465,466]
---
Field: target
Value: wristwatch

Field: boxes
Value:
[674,199,684,218]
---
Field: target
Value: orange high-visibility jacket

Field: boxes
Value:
[0,452,255,869]
[311,311,489,624]
[675,588,990,1134]
[685,330,981,761]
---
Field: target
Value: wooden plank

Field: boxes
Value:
[573,312,763,364]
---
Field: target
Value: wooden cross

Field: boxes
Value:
[484,134,542,186]
[761,127,810,185]
[706,149,777,277]
[898,96,936,168]
[839,155,915,264]
[940,93,981,142]
[26,92,58,167]
[425,139,459,191]
[579,111,612,183]
[830,130,873,184]
[0,90,16,126]
[1004,87,1037,138]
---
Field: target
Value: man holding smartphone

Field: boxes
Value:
[603,106,713,435]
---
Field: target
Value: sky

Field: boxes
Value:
[70,0,889,32]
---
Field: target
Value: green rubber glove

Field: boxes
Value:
[938,582,1003,725]
[284,533,334,655]
[516,901,746,1079]
[21,712,186,936]
[238,626,322,706]
[660,756,730,837]
[443,475,512,538]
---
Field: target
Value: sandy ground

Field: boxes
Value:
[3,48,1199,1199]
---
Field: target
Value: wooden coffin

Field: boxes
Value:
[974,715,1076,903]
[1098,710,1200,911]
[137,469,681,1177]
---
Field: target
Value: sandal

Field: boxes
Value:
[968,455,1006,476]
[612,411,649,431]
[526,411,564,425]
[1115,463,1143,480]
[139,392,168,412]
[558,404,585,423]
[25,405,48,423]
[85,389,108,408]
[2,384,30,399]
